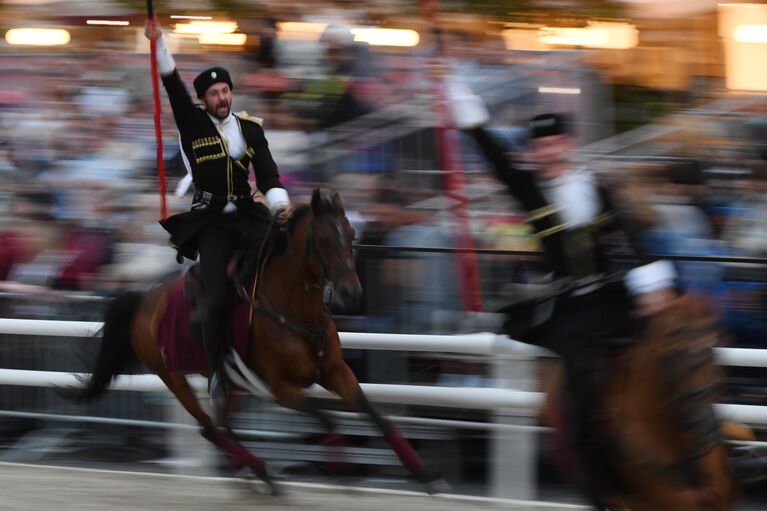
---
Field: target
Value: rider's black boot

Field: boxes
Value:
[201,304,229,425]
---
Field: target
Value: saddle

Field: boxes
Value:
[155,276,252,373]
[183,249,263,345]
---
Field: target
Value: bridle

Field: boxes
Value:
[245,210,340,365]
[296,214,328,291]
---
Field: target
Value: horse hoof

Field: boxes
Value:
[267,480,282,496]
[424,477,451,496]
[250,465,282,496]
[244,473,282,496]
[414,467,449,495]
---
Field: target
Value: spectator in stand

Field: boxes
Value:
[52,219,115,291]
[0,190,59,288]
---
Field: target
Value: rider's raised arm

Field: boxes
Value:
[445,78,548,213]
[145,20,197,128]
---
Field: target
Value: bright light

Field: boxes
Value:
[538,86,581,95]
[174,21,237,35]
[351,28,420,47]
[170,15,213,20]
[198,33,247,46]
[538,22,638,49]
[719,3,767,91]
[87,20,130,26]
[5,28,70,46]
[501,27,547,51]
[276,22,328,41]
[734,25,767,43]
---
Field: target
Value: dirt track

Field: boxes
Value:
[0,462,584,511]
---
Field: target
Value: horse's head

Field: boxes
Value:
[304,188,361,308]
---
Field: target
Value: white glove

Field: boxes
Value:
[625,260,677,295]
[444,77,490,130]
[265,188,290,213]
[625,260,678,317]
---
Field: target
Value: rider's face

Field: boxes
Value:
[202,82,232,120]
[526,133,575,180]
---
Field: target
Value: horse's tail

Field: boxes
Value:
[65,291,144,403]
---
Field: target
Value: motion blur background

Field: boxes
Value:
[1,0,767,506]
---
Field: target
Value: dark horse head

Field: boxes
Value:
[291,188,361,309]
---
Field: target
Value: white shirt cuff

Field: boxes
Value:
[265,188,290,212]
[446,79,490,129]
[175,173,193,198]
[625,260,677,295]
[155,36,176,76]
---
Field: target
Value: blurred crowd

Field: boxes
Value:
[0,7,766,352]
[3,5,767,496]
[0,11,511,309]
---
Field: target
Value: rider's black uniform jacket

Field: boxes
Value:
[467,127,641,352]
[161,69,282,198]
[468,127,628,283]
[159,70,282,259]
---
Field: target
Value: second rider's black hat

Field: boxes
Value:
[528,113,571,139]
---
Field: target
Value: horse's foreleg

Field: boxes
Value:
[322,363,444,491]
[156,370,277,493]
[271,383,351,470]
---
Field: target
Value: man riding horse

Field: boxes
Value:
[446,77,682,504]
[145,20,294,421]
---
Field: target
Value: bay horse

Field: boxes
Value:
[542,293,766,510]
[68,189,442,494]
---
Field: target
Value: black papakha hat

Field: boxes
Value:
[193,67,233,98]
[528,113,571,139]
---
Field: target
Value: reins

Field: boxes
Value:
[242,211,332,363]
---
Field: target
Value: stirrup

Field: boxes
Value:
[208,372,228,425]
[235,281,251,302]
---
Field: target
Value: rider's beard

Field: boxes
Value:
[209,100,230,120]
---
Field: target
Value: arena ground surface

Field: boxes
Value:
[2,461,766,510]
[0,462,591,511]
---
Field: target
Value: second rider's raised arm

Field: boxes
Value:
[150,28,197,128]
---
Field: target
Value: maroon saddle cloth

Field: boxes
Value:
[155,278,252,373]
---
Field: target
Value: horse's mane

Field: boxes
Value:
[270,203,311,256]
[267,191,345,256]
[642,294,715,346]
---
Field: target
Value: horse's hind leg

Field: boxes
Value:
[321,362,445,493]
[155,369,279,494]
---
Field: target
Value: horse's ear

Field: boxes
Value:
[331,192,344,212]
[311,188,324,215]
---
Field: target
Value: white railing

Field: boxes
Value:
[0,368,543,410]
[0,318,766,421]
[2,318,767,502]
[0,318,533,356]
